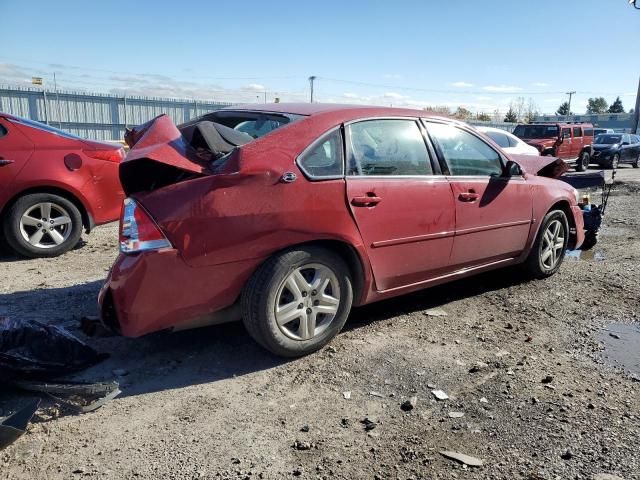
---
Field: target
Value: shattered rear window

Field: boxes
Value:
[185,110,305,140]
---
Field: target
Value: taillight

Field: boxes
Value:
[83,148,125,163]
[119,198,171,253]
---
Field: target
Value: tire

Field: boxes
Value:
[2,193,83,258]
[523,210,569,279]
[241,246,353,357]
[632,153,639,168]
[609,153,620,170]
[575,151,590,172]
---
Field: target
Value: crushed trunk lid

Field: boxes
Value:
[510,154,568,179]
[120,114,252,195]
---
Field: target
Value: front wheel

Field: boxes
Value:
[523,210,569,279]
[575,151,590,172]
[241,247,353,357]
[609,153,620,170]
[632,153,639,168]
[2,193,83,258]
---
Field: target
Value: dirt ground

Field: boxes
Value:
[1,167,639,480]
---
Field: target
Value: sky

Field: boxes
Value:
[1,0,639,115]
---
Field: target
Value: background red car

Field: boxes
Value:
[100,104,585,357]
[0,114,125,257]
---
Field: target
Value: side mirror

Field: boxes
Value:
[505,160,522,176]
[557,137,564,144]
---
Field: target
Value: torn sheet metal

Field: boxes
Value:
[11,380,121,414]
[0,317,107,380]
[0,399,40,450]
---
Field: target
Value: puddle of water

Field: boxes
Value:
[566,250,605,261]
[598,322,640,377]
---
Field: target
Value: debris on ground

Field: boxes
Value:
[439,450,484,467]
[361,417,377,431]
[400,396,418,411]
[0,399,40,450]
[424,308,448,317]
[448,411,465,418]
[342,391,351,399]
[0,317,107,380]
[431,390,449,401]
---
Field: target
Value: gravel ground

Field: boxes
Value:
[1,167,639,480]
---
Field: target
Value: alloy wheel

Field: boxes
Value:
[540,219,565,270]
[274,263,340,341]
[19,202,73,249]
[612,154,619,169]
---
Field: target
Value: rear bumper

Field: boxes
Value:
[98,249,262,337]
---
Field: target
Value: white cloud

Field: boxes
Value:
[383,92,407,100]
[451,81,473,88]
[482,85,523,93]
[243,83,266,92]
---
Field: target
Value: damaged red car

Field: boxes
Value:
[99,104,586,357]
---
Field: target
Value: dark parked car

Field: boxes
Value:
[0,114,125,257]
[592,133,640,169]
[99,104,587,357]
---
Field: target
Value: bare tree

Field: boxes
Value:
[525,98,539,123]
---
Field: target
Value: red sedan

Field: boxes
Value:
[0,114,125,257]
[100,104,585,357]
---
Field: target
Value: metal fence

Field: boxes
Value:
[1,85,522,140]
[0,85,234,141]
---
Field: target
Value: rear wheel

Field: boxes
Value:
[2,193,83,258]
[524,210,569,279]
[575,151,590,172]
[241,247,353,357]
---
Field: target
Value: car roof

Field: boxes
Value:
[476,126,515,135]
[222,102,452,121]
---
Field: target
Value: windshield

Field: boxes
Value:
[513,125,559,139]
[9,116,84,140]
[595,134,622,145]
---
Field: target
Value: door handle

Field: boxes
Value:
[0,159,14,167]
[351,193,382,207]
[458,190,479,202]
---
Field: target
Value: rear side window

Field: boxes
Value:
[484,131,510,149]
[347,119,433,176]
[584,128,593,137]
[428,123,503,176]
[298,129,344,178]
[507,134,520,148]
[573,127,582,137]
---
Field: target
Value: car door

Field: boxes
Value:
[572,126,584,158]
[558,128,572,159]
[345,118,455,291]
[620,134,632,161]
[425,121,533,268]
[631,135,640,162]
[0,117,35,206]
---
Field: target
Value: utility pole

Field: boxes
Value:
[566,91,576,120]
[308,76,316,103]
[264,90,267,103]
[632,75,640,134]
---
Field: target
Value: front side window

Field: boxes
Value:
[622,134,631,144]
[298,129,344,178]
[484,131,510,148]
[584,128,594,137]
[347,119,432,176]
[428,123,503,176]
[562,128,571,139]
